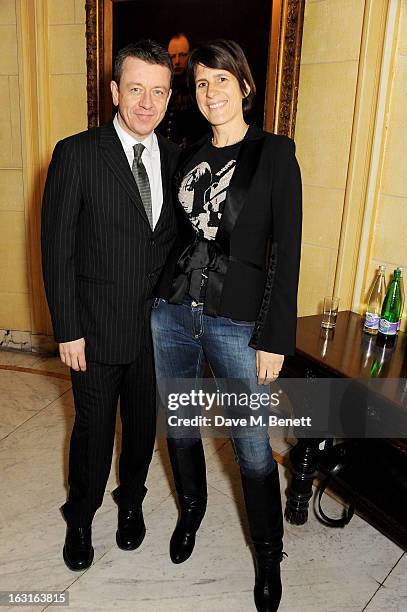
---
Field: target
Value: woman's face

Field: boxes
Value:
[194,63,246,128]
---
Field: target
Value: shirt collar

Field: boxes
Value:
[113,114,157,156]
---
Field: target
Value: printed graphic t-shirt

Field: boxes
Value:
[178,140,241,240]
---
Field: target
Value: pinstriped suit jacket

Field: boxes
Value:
[41,122,180,364]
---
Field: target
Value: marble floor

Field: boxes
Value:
[0,349,405,612]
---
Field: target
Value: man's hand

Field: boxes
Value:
[59,338,86,372]
[256,350,284,385]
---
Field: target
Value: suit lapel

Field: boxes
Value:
[154,134,178,233]
[157,134,170,203]
[216,127,265,254]
[153,136,169,233]
[98,122,150,226]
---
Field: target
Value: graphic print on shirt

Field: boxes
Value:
[178,158,237,240]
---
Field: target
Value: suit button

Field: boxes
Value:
[148,272,154,279]
[150,239,156,246]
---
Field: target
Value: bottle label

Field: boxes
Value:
[365,312,380,329]
[378,318,398,335]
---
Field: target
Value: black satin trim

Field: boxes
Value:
[249,242,278,348]
[216,138,265,255]
[169,238,263,316]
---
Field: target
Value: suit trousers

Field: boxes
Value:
[61,352,156,527]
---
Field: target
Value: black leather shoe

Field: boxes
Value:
[116,508,146,551]
[63,526,94,571]
[170,496,206,564]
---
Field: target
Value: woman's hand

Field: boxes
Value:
[256,350,284,385]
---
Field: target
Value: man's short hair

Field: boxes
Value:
[113,39,174,85]
[187,39,256,114]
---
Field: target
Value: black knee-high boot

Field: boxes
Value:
[167,439,207,564]
[241,466,285,612]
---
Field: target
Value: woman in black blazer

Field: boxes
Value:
[152,40,302,612]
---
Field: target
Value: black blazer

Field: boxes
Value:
[41,122,180,364]
[155,124,302,356]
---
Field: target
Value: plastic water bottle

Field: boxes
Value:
[378,269,402,342]
[396,267,404,332]
[364,265,386,335]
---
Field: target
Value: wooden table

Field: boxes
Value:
[283,310,407,550]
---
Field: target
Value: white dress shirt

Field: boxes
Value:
[113,114,163,229]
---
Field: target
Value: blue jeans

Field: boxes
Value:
[151,298,275,479]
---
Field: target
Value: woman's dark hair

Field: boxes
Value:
[113,39,174,85]
[187,39,256,113]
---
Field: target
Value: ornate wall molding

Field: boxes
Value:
[86,0,102,129]
[275,0,305,137]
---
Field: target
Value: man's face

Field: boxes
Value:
[168,35,190,76]
[111,57,171,139]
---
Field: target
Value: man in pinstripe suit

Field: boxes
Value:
[41,40,180,571]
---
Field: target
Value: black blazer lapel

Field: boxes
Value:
[171,127,265,251]
[216,127,265,254]
[98,122,150,226]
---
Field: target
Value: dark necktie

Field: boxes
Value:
[132,143,153,228]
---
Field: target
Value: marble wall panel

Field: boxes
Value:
[49,73,87,145]
[74,0,85,24]
[302,0,365,64]
[49,24,86,74]
[0,24,18,74]
[302,185,344,249]
[373,194,407,265]
[298,243,336,316]
[0,0,16,25]
[0,170,24,211]
[0,211,28,295]
[48,0,75,25]
[295,61,359,190]
[0,292,31,330]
